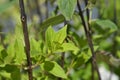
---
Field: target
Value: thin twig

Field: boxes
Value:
[19,0,33,80]
[77,0,101,80]
[84,0,94,80]
[85,0,89,21]
[84,0,91,32]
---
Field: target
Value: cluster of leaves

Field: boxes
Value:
[0,0,120,80]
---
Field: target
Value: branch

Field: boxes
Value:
[84,0,94,79]
[19,0,33,80]
[77,0,101,80]
[84,0,91,32]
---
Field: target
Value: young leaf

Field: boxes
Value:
[57,0,77,20]
[45,26,56,52]
[54,25,67,44]
[41,61,67,79]
[30,39,42,57]
[7,43,15,59]
[2,43,16,65]
[56,43,79,55]
[14,39,26,64]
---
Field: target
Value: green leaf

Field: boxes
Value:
[96,20,117,32]
[74,48,92,68]
[45,26,68,53]
[52,41,62,52]
[5,43,15,64]
[0,43,17,66]
[57,0,77,20]
[45,26,56,52]
[74,52,91,68]
[40,14,65,30]
[11,68,21,80]
[71,32,87,48]
[0,64,21,80]
[2,64,18,73]
[0,45,4,51]
[41,61,67,79]
[30,39,42,57]
[56,43,79,55]
[0,49,8,67]
[0,50,7,61]
[14,39,26,64]
[7,43,15,59]
[54,25,67,44]
[87,46,99,55]
[91,19,118,33]
[0,70,11,79]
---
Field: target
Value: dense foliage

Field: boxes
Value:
[0,0,120,80]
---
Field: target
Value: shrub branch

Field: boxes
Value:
[19,0,33,80]
[77,0,101,80]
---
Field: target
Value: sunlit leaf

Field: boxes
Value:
[54,25,67,44]
[45,26,56,52]
[41,61,67,79]
[30,39,42,57]
[56,43,79,55]
[14,39,26,64]
[5,43,15,65]
[45,26,68,53]
[0,70,11,79]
